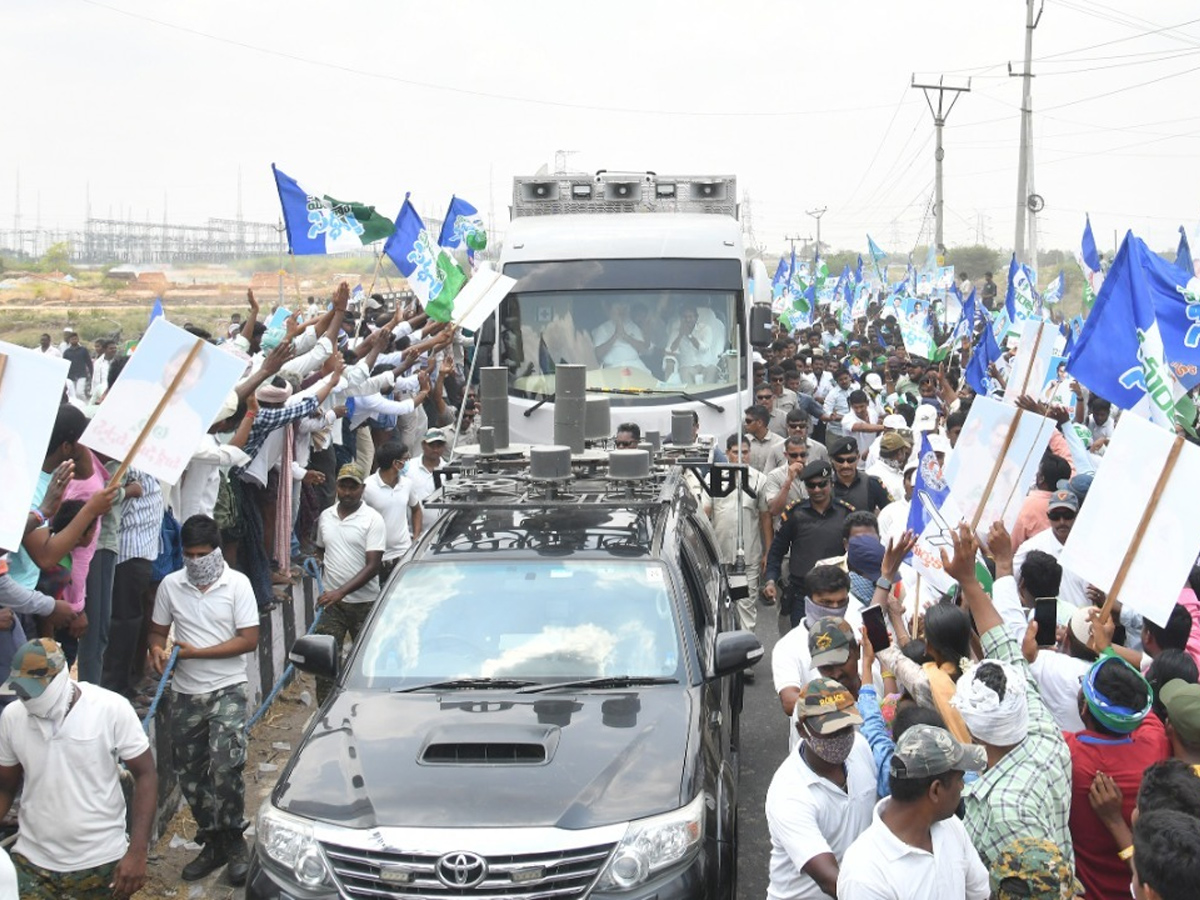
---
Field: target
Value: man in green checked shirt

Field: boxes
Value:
[938,523,1076,876]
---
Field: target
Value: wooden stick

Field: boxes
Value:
[0,352,8,393]
[969,408,1025,532]
[1099,433,1186,624]
[366,250,385,298]
[105,338,205,489]
[1016,320,1046,398]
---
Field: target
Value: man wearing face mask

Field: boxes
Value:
[765,676,877,900]
[149,515,260,886]
[0,638,157,899]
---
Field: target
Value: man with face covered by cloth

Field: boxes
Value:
[766,676,877,900]
[149,514,260,886]
[0,638,157,899]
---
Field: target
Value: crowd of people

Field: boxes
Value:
[737,306,1200,900]
[2,284,479,896]
[4,273,1200,900]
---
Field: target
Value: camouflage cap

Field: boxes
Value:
[8,638,66,700]
[336,463,366,484]
[808,617,856,667]
[795,677,863,735]
[890,724,987,779]
[988,836,1077,900]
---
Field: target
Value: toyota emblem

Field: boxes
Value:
[435,851,488,888]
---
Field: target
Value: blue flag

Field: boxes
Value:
[1081,215,1102,273]
[1067,231,1197,428]
[1042,270,1065,306]
[1062,315,1084,356]
[271,164,395,255]
[383,196,468,322]
[436,196,488,258]
[965,322,1002,397]
[951,286,978,343]
[771,257,789,299]
[1178,226,1194,280]
[867,235,887,265]
[149,297,164,325]
[905,431,950,538]
[855,255,864,284]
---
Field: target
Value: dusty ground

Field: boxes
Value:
[133,674,317,899]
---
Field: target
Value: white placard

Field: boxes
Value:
[945,395,1056,537]
[81,318,246,485]
[0,343,70,552]
[451,268,517,333]
[1060,414,1200,627]
[1003,319,1058,403]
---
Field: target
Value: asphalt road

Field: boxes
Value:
[735,607,791,900]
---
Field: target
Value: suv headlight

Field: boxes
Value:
[595,793,705,891]
[257,805,330,888]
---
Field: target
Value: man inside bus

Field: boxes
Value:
[662,302,716,384]
[593,299,652,373]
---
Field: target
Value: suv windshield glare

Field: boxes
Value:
[348,561,684,690]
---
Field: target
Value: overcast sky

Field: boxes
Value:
[4,0,1199,258]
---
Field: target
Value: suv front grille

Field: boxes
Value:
[322,841,616,900]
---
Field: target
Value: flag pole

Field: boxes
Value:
[1098,434,1186,626]
[105,338,205,489]
[366,249,385,298]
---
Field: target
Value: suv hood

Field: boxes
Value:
[274,688,694,829]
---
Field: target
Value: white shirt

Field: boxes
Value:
[37,345,61,358]
[363,471,421,562]
[175,434,251,521]
[1030,650,1090,733]
[772,605,865,750]
[0,682,149,871]
[1013,526,1089,609]
[592,319,650,371]
[877,499,911,547]
[316,502,387,604]
[152,564,259,694]
[408,460,441,530]
[766,734,878,900]
[841,407,880,460]
[837,799,990,900]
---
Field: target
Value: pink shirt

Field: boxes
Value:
[1011,489,1051,552]
[61,452,107,613]
[1179,588,1200,672]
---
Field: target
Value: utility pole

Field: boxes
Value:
[911,75,971,264]
[1012,0,1044,266]
[805,207,827,259]
[784,234,812,257]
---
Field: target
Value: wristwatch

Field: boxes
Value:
[874,576,893,593]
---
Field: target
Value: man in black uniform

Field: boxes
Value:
[762,460,855,627]
[827,437,891,514]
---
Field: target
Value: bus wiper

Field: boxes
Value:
[586,386,724,414]
[392,678,538,693]
[517,676,679,694]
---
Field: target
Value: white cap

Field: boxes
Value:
[913,405,938,433]
[865,373,884,392]
[882,414,907,430]
[752,351,767,364]
[927,433,951,455]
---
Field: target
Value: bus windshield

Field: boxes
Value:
[499,289,741,401]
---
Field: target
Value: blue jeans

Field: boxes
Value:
[78,548,116,685]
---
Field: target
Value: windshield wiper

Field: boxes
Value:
[392,678,537,693]
[517,676,679,694]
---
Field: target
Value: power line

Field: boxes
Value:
[838,86,912,210]
[1039,61,1200,111]
[77,0,918,120]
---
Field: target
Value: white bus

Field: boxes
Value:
[483,171,770,444]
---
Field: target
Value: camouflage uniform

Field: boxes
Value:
[314,600,373,704]
[12,853,116,900]
[166,683,248,844]
[988,836,1079,900]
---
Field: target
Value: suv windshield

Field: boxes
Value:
[348,560,684,689]
[499,289,739,401]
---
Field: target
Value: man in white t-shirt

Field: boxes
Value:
[0,638,156,898]
[408,428,448,534]
[363,441,423,579]
[314,463,386,704]
[766,677,877,900]
[837,725,989,900]
[150,514,259,886]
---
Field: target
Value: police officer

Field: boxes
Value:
[828,436,891,514]
[763,461,855,627]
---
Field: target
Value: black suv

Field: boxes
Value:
[246,459,762,900]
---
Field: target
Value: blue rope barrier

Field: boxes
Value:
[244,557,325,733]
[141,646,179,734]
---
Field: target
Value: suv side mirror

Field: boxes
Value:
[712,630,764,678]
[289,635,338,680]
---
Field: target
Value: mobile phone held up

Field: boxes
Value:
[1034,598,1058,647]
[862,605,891,654]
